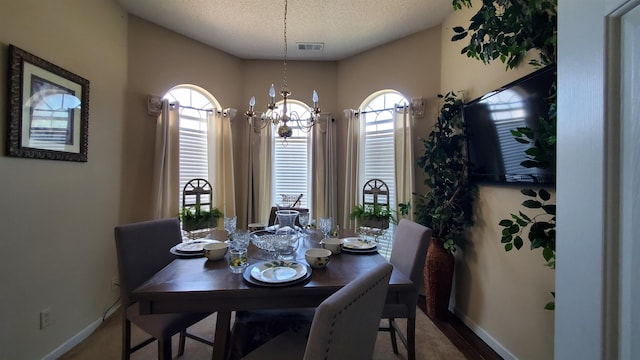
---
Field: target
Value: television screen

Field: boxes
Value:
[463,65,556,185]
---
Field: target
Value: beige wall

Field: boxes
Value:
[440,2,555,359]
[0,1,555,359]
[0,1,127,359]
[121,16,244,224]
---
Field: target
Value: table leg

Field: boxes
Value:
[408,316,416,360]
[212,311,232,360]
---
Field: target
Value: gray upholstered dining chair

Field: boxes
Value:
[380,219,432,359]
[241,262,393,360]
[114,218,214,360]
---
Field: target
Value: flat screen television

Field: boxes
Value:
[463,64,556,185]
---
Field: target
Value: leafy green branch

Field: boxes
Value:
[498,188,556,268]
[451,0,557,69]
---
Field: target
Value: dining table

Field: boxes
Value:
[131,229,418,360]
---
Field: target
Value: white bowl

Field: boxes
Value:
[320,237,344,254]
[203,242,228,261]
[305,248,332,269]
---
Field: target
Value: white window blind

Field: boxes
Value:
[360,91,408,259]
[178,117,209,208]
[272,101,313,210]
[163,86,218,209]
[362,119,396,258]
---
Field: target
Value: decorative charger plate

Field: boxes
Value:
[170,245,203,258]
[175,239,220,253]
[342,246,379,254]
[251,260,307,283]
[342,237,377,250]
[243,261,312,287]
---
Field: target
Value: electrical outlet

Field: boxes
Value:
[111,276,120,290]
[40,308,51,329]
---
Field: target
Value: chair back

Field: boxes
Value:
[303,262,393,360]
[114,218,182,306]
[389,219,432,286]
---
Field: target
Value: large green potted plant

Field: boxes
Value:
[414,91,475,319]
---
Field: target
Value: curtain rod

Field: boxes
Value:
[169,102,216,114]
[357,104,408,115]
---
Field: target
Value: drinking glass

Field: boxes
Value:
[319,217,333,239]
[224,216,237,236]
[298,212,310,233]
[231,230,251,251]
[228,248,248,274]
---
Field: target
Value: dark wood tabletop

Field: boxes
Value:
[132,230,416,360]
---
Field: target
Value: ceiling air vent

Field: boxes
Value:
[296,42,324,51]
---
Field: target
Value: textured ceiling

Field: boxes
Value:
[116,0,454,61]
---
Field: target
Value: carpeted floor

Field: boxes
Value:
[59,307,465,360]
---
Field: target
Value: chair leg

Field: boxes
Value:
[158,338,172,360]
[123,319,132,360]
[388,318,399,354]
[178,330,187,356]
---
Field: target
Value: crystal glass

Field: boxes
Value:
[274,229,299,261]
[224,216,237,235]
[231,230,251,251]
[298,212,310,233]
[319,217,333,239]
[275,210,299,232]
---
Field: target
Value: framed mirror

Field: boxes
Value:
[7,45,89,162]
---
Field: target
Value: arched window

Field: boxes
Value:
[271,100,313,210]
[163,85,221,208]
[359,90,409,257]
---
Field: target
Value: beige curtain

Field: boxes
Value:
[342,109,361,230]
[151,100,180,219]
[247,118,273,225]
[311,114,337,220]
[208,108,237,219]
[393,104,415,221]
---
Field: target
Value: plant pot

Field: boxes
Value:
[424,237,455,320]
[360,218,390,229]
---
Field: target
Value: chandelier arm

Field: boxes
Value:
[250,116,271,132]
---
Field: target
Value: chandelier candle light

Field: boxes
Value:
[245,0,321,139]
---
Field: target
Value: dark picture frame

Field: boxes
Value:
[7,45,89,162]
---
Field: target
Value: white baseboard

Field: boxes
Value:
[451,306,517,360]
[42,304,120,360]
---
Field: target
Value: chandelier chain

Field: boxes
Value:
[245,0,320,141]
[282,0,288,92]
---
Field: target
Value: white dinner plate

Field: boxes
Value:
[250,260,307,283]
[175,239,220,253]
[342,237,377,250]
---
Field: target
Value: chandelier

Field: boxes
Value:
[245,0,321,139]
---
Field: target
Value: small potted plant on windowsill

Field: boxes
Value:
[179,204,223,236]
[349,203,396,230]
